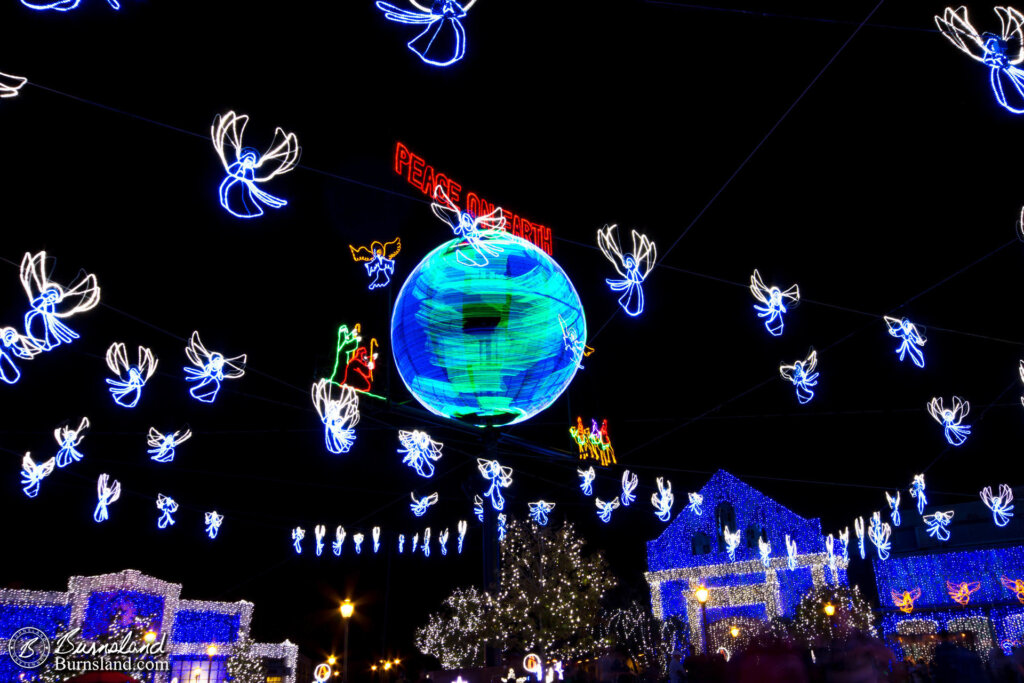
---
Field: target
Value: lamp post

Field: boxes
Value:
[694,585,709,655]
[824,602,836,646]
[341,599,355,683]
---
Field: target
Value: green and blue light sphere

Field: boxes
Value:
[391,233,586,427]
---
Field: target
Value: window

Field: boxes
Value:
[691,532,711,556]
[745,524,767,549]
[266,678,284,683]
[715,502,736,549]
[170,657,228,683]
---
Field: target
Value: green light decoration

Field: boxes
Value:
[391,233,586,427]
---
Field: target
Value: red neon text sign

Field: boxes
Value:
[393,141,554,255]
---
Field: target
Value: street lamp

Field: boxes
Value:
[824,603,836,617]
[694,585,710,654]
[341,600,355,683]
[329,656,337,666]
[824,602,836,645]
[729,626,739,639]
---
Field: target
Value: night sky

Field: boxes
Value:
[2,0,1023,676]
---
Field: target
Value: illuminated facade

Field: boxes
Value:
[645,470,846,654]
[0,568,298,683]
[872,489,1024,661]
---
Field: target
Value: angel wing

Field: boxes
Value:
[211,111,248,173]
[382,237,402,259]
[596,225,627,277]
[349,244,375,263]
[106,342,129,375]
[803,349,818,374]
[185,331,211,368]
[138,346,158,378]
[474,205,506,232]
[253,127,301,182]
[997,6,1024,64]
[0,71,28,98]
[935,7,989,62]
[20,251,97,315]
[376,1,439,24]
[23,452,55,478]
[749,269,771,304]
[58,272,100,317]
[431,184,462,228]
[220,353,247,379]
[630,229,657,278]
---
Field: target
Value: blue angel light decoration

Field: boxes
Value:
[560,314,594,371]
[749,269,799,337]
[869,512,892,561]
[785,534,798,571]
[620,470,638,506]
[410,491,439,517]
[156,494,178,529]
[398,534,405,554]
[927,396,971,446]
[439,528,449,556]
[597,225,657,318]
[54,417,89,468]
[854,517,866,560]
[839,527,850,563]
[910,474,927,515]
[577,466,596,496]
[350,239,402,290]
[887,491,902,527]
[652,477,674,522]
[315,525,326,557]
[422,528,431,557]
[826,534,837,576]
[780,348,818,404]
[687,492,703,516]
[412,533,419,554]
[925,510,955,541]
[981,484,1015,527]
[94,474,120,523]
[759,536,772,568]
[312,380,360,454]
[20,251,100,352]
[529,500,556,526]
[431,186,509,267]
[333,526,346,556]
[105,343,158,408]
[458,520,467,553]
[20,0,120,11]
[147,427,192,464]
[292,527,305,553]
[205,511,224,540]
[595,496,620,524]
[375,0,477,68]
[724,526,741,561]
[936,6,1024,114]
[399,430,444,478]
[373,526,381,554]
[478,458,513,511]
[884,317,927,368]
[497,514,507,542]
[183,331,246,403]
[211,110,300,219]
[473,495,484,522]
[352,532,365,555]
[0,71,27,98]
[0,327,40,385]
[20,452,55,498]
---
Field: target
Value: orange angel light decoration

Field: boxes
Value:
[891,588,922,614]
[1001,576,1024,604]
[946,581,981,606]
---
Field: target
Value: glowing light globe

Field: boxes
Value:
[391,234,586,427]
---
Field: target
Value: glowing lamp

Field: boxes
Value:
[824,603,836,617]
[341,599,354,619]
[206,645,218,657]
[329,656,337,666]
[143,630,157,644]
[695,586,709,604]
[372,666,378,672]
[384,663,392,671]
[729,626,739,638]
[391,235,586,427]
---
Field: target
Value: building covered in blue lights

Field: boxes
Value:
[872,489,1024,662]
[645,470,847,655]
[0,568,299,683]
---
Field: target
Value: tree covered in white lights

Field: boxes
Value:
[226,631,265,683]
[790,585,876,646]
[600,600,685,676]
[415,519,616,667]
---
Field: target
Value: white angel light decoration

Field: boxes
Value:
[887,491,902,527]
[211,110,300,219]
[375,0,476,68]
[884,317,927,368]
[205,511,224,540]
[750,269,799,337]
[839,527,850,563]
[292,527,305,554]
[854,516,866,560]
[439,528,449,556]
[353,532,365,554]
[333,526,346,556]
[54,417,89,468]
[0,71,27,99]
[20,251,100,352]
[925,510,955,541]
[724,526,741,561]
[759,536,772,568]
[422,527,431,557]
[577,466,596,496]
[597,225,656,318]
[156,494,178,529]
[785,534,798,571]
[399,430,444,478]
[312,380,360,454]
[147,427,192,464]
[529,500,556,526]
[473,494,484,522]
[94,474,120,523]
[410,492,439,517]
[458,520,468,553]
[399,534,406,554]
[105,343,158,408]
[652,477,674,522]
[935,6,1024,114]
[780,348,819,404]
[595,496,620,524]
[315,525,326,557]
[869,512,892,561]
[687,492,703,516]
[981,485,1015,527]
[183,331,246,403]
[373,526,381,554]
[21,452,55,498]
[620,470,638,506]
[927,396,971,446]
[478,458,513,510]
[431,186,508,267]
[0,327,40,385]
[910,474,928,515]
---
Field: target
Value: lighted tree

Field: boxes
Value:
[226,631,265,683]
[414,586,492,669]
[791,585,876,646]
[600,600,685,676]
